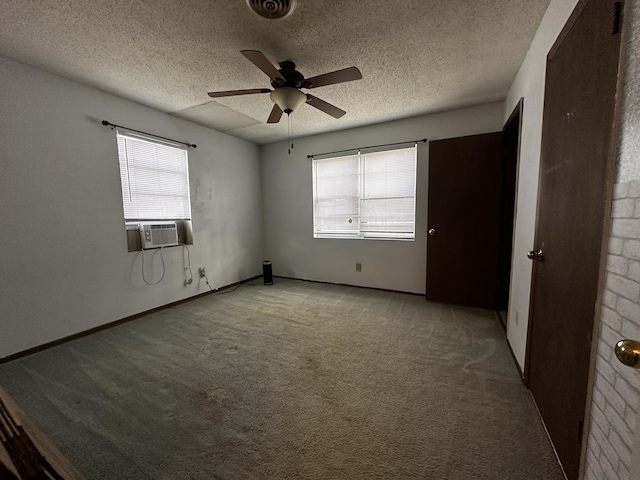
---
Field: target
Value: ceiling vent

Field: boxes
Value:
[246,0,296,20]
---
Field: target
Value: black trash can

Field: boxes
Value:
[262,260,273,285]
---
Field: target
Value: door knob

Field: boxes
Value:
[527,249,543,261]
[428,228,436,236]
[615,339,640,368]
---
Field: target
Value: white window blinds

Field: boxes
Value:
[360,148,416,237]
[312,146,417,240]
[313,155,360,236]
[116,131,192,221]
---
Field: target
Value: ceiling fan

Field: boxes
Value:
[207,50,362,123]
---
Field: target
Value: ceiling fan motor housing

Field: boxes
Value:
[271,61,307,89]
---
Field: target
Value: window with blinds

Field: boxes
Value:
[312,146,417,240]
[116,130,192,221]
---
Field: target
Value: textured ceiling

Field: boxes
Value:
[0,0,551,144]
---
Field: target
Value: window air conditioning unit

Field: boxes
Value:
[139,222,179,249]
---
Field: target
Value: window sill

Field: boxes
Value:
[313,234,415,242]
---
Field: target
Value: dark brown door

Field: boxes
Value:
[426,132,503,309]
[526,1,623,479]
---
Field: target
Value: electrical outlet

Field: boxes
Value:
[356,263,361,272]
[199,267,206,277]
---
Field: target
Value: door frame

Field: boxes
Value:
[499,98,524,331]
[522,0,627,477]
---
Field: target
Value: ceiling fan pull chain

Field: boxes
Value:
[288,114,291,155]
[289,114,291,152]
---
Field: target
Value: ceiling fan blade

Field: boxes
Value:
[306,95,346,119]
[241,50,286,81]
[208,88,271,98]
[267,104,284,123]
[304,67,362,89]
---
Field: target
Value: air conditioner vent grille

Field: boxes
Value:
[246,0,296,20]
[139,222,179,249]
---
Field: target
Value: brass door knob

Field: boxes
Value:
[527,249,543,261]
[428,228,436,236]
[615,339,640,368]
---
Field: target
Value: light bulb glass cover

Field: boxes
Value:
[270,87,307,114]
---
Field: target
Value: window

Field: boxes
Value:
[312,146,417,240]
[116,130,191,221]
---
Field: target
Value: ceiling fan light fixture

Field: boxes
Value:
[270,88,306,114]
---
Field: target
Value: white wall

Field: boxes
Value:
[0,57,263,358]
[260,103,504,294]
[503,0,580,370]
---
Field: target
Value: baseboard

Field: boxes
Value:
[0,275,262,364]
[274,275,424,296]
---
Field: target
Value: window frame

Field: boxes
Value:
[312,145,417,241]
[116,129,193,224]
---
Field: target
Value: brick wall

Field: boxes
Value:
[584,180,640,480]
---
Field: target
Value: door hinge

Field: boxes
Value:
[613,2,623,35]
[578,420,584,445]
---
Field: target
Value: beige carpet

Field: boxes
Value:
[0,279,564,479]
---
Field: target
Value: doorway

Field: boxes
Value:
[496,100,522,327]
